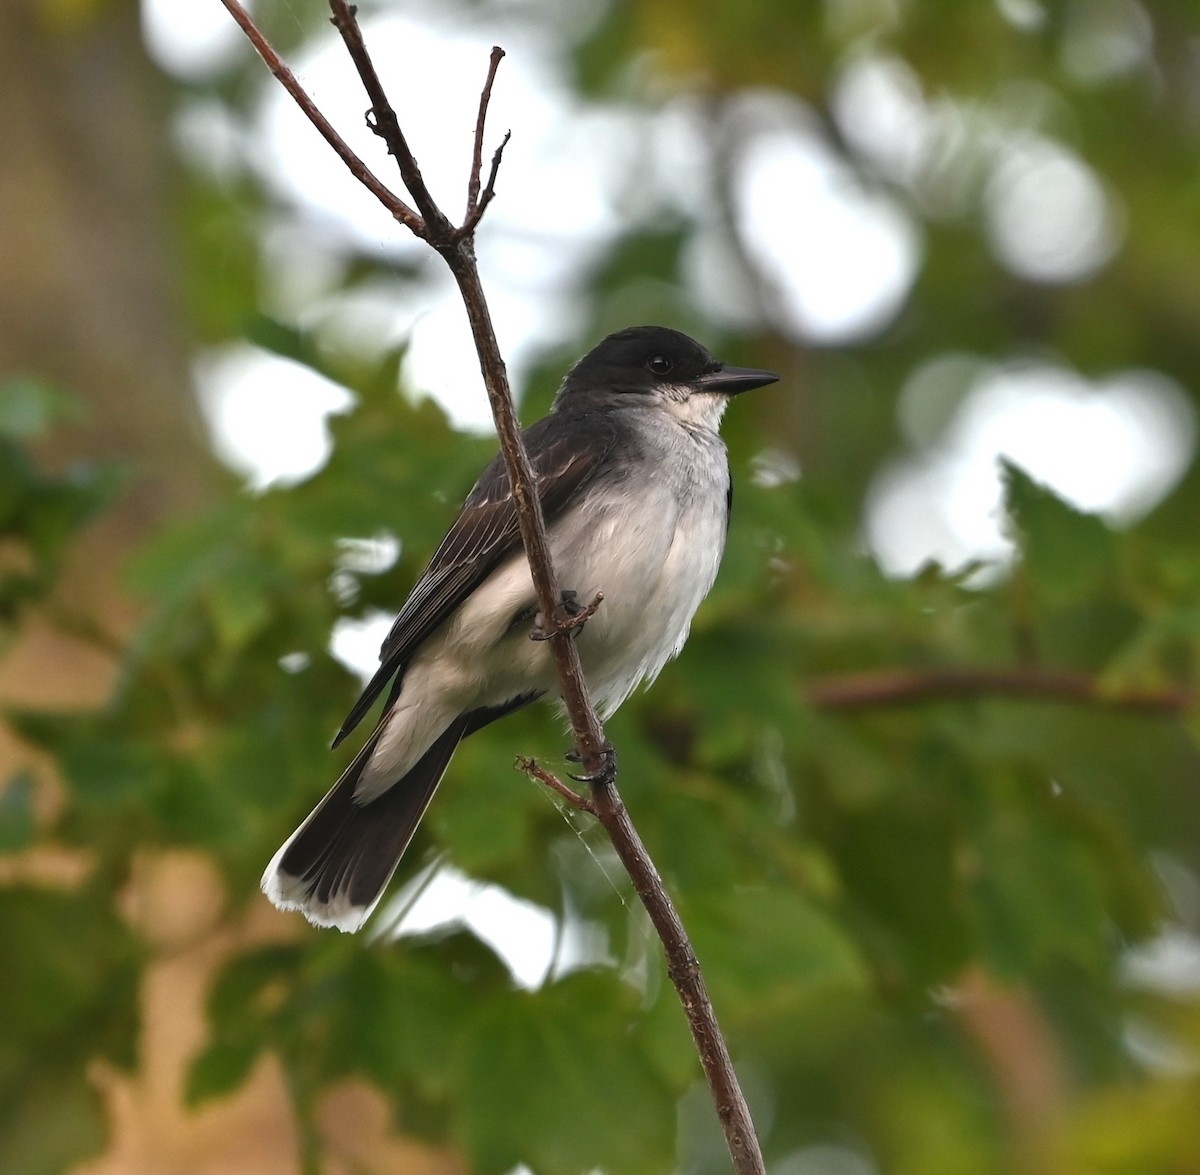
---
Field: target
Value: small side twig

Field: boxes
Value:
[517,757,597,814]
[568,591,606,630]
[534,591,605,639]
[459,129,512,238]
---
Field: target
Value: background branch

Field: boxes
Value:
[225,4,765,1172]
[805,667,1193,715]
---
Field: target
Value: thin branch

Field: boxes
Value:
[459,129,512,239]
[561,590,605,634]
[465,48,505,219]
[436,247,610,769]
[517,758,597,814]
[806,667,1193,715]
[216,0,420,232]
[228,5,765,1171]
[599,785,762,1166]
[327,0,454,239]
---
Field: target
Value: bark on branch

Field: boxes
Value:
[220,3,765,1171]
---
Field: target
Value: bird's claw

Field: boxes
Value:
[530,589,585,641]
[565,741,617,785]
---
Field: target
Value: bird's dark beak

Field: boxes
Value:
[697,364,779,396]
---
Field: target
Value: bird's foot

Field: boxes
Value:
[530,588,601,641]
[565,741,618,786]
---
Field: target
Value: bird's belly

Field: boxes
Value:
[553,479,727,716]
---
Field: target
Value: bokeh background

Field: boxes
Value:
[4,0,1200,1172]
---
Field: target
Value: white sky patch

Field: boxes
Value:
[1121,926,1200,997]
[834,51,1129,292]
[685,229,768,330]
[258,217,358,324]
[751,448,803,489]
[375,861,559,990]
[172,99,248,183]
[330,610,394,682]
[256,253,583,434]
[1062,0,1154,85]
[867,363,1196,576]
[254,15,618,251]
[194,345,354,490]
[735,127,921,343]
[995,0,1049,32]
[984,137,1124,283]
[141,0,247,80]
[831,51,997,223]
[336,532,402,575]
[1122,1017,1200,1078]
[832,55,938,188]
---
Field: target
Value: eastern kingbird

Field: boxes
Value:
[263,325,779,931]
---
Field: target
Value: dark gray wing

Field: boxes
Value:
[332,411,618,747]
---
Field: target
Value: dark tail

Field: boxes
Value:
[261,692,541,932]
[261,717,469,932]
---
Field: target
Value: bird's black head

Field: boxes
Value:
[555,326,778,412]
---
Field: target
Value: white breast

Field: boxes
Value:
[553,428,730,716]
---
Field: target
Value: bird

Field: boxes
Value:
[262,325,779,931]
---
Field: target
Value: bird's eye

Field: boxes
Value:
[647,354,674,376]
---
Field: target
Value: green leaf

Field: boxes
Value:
[207,567,274,650]
[0,884,140,1164]
[325,947,477,1121]
[188,945,303,1106]
[969,792,1111,977]
[435,718,550,872]
[1002,460,1121,599]
[0,378,82,439]
[186,1037,263,1107]
[58,733,166,809]
[459,972,677,1175]
[0,1067,107,1175]
[125,507,244,602]
[685,887,869,1022]
[0,771,36,852]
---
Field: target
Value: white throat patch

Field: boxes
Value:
[661,389,729,432]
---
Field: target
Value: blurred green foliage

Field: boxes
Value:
[0,379,119,643]
[7,0,1200,1173]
